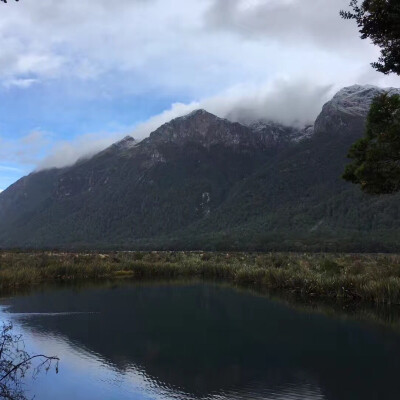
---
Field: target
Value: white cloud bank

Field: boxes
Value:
[132,78,334,138]
[0,130,51,165]
[0,129,132,171]
[0,0,398,97]
[34,78,332,170]
[31,77,400,171]
[1,0,400,173]
[36,131,129,170]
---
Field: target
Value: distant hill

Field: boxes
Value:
[1,84,400,252]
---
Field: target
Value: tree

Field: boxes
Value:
[343,93,400,194]
[340,0,400,75]
[341,1,400,194]
[0,322,58,400]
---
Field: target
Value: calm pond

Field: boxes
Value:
[1,281,400,400]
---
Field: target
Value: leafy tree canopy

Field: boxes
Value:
[341,0,400,75]
[343,93,400,194]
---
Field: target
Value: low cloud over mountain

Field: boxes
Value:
[36,79,332,170]
[2,85,400,252]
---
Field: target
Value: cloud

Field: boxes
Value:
[36,131,129,170]
[32,75,390,170]
[0,130,51,165]
[0,0,214,95]
[204,0,370,54]
[131,78,333,139]
[0,165,22,172]
[1,0,400,177]
[209,80,333,126]
[31,78,331,170]
[1,75,397,173]
[0,0,394,101]
[0,129,131,186]
[3,78,38,89]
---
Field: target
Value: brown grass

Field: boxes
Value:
[1,251,400,304]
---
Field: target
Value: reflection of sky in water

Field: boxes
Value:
[0,320,325,400]
[1,283,400,400]
[0,315,326,400]
[0,315,172,400]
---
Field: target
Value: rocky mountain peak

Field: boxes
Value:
[329,85,386,117]
[148,109,254,148]
[94,135,137,160]
[146,108,314,150]
[322,84,400,117]
[184,109,214,118]
[314,84,400,136]
[170,109,225,126]
[3,82,400,250]
[104,135,137,154]
[113,135,136,148]
[248,120,313,144]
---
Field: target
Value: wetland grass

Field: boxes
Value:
[1,251,400,304]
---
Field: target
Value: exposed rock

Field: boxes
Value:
[147,109,267,150]
[1,85,400,250]
[314,84,400,136]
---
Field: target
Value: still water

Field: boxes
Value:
[1,281,400,400]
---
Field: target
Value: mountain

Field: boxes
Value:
[1,84,400,251]
[314,84,400,136]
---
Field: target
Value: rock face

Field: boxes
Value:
[1,85,400,251]
[111,136,137,150]
[146,109,294,150]
[0,108,275,247]
[149,110,247,146]
[248,120,314,145]
[314,85,400,136]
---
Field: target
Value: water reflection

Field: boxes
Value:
[1,282,400,400]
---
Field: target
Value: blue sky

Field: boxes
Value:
[1,0,400,192]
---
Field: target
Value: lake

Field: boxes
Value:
[1,281,400,400]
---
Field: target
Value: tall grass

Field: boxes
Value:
[1,251,400,304]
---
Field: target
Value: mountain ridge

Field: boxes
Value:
[1,84,400,251]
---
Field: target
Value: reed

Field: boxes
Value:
[1,251,400,304]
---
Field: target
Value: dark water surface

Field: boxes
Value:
[1,281,400,400]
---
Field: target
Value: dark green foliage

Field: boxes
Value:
[1,100,400,251]
[341,0,400,75]
[343,93,400,194]
[340,2,400,193]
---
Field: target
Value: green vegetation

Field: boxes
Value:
[2,251,400,305]
[3,87,400,252]
[341,1,400,194]
[341,0,400,75]
[343,93,400,194]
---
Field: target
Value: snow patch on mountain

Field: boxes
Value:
[328,85,400,117]
[112,136,137,149]
[248,120,313,144]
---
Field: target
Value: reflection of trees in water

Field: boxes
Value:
[5,283,400,400]
[0,322,59,400]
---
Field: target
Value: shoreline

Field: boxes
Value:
[1,251,400,305]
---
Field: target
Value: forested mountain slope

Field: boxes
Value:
[1,85,400,251]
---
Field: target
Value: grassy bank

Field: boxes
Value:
[1,251,400,304]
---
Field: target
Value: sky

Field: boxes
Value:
[1,0,400,191]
